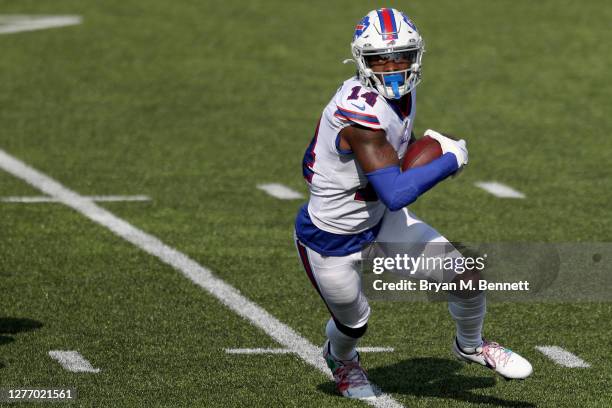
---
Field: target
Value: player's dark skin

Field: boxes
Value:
[339,58,481,298]
[338,57,407,173]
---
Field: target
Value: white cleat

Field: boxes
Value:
[452,338,533,380]
[322,340,376,400]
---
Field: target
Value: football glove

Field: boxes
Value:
[424,129,468,169]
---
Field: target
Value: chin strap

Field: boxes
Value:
[383,73,404,99]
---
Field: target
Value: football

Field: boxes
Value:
[401,135,443,170]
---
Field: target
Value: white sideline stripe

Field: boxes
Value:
[257,183,303,200]
[48,351,100,373]
[0,149,402,408]
[0,15,82,35]
[474,181,526,199]
[225,347,395,354]
[535,346,591,368]
[1,195,151,203]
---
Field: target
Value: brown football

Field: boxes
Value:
[401,136,443,171]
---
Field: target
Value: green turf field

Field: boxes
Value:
[1,1,611,407]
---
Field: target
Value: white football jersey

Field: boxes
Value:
[302,76,416,234]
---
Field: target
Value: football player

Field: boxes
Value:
[295,8,533,400]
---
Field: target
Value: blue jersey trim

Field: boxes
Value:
[335,133,353,155]
[295,204,381,256]
[334,106,381,125]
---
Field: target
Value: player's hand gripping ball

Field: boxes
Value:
[401,136,443,170]
[402,130,468,177]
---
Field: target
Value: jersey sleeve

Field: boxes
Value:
[334,86,389,131]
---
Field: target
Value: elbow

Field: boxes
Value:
[387,202,405,212]
[388,196,417,211]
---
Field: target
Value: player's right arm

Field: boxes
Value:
[340,125,467,211]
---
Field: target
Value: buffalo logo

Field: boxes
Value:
[401,13,418,31]
[354,16,370,39]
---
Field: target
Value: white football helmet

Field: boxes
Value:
[350,8,425,99]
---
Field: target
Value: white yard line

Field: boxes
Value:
[535,346,591,368]
[0,149,402,408]
[225,347,394,354]
[257,183,303,200]
[1,195,150,203]
[0,15,82,35]
[48,351,100,373]
[474,181,526,199]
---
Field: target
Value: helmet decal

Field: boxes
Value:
[376,8,398,40]
[401,13,417,32]
[354,16,370,40]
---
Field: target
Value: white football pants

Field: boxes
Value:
[295,207,466,331]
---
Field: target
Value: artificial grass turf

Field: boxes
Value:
[1,0,611,406]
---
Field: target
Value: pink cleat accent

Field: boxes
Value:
[452,338,533,380]
[322,340,376,399]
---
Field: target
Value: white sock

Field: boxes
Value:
[448,292,486,351]
[325,318,359,361]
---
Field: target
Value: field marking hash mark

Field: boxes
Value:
[257,183,303,200]
[225,347,395,354]
[474,181,526,199]
[1,195,150,203]
[48,351,100,373]
[0,15,82,35]
[0,149,402,408]
[535,346,591,368]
